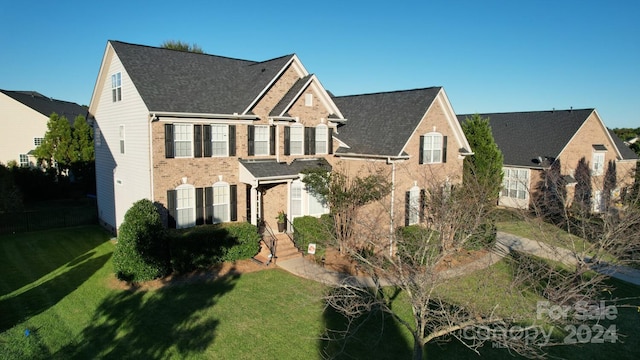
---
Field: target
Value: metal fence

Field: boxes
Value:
[0,206,98,235]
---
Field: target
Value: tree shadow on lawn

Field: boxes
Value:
[56,268,241,359]
[0,252,111,332]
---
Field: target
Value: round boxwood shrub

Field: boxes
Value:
[113,199,170,282]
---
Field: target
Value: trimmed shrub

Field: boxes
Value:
[169,222,260,273]
[293,214,333,253]
[113,199,170,282]
[396,225,440,256]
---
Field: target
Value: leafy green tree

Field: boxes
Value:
[301,167,391,252]
[34,113,73,175]
[161,40,203,53]
[113,199,170,282]
[69,115,95,190]
[461,114,504,205]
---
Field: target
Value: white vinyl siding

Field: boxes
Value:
[93,53,152,232]
[254,125,270,156]
[174,123,193,157]
[211,124,228,157]
[212,182,230,223]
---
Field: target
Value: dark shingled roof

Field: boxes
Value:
[608,128,639,160]
[458,109,595,168]
[332,87,442,157]
[110,41,294,114]
[1,89,87,121]
[240,158,331,179]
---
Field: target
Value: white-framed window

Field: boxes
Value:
[592,152,605,176]
[408,184,421,225]
[305,93,313,107]
[211,124,228,157]
[291,180,303,217]
[501,167,529,200]
[34,137,44,147]
[254,125,270,156]
[94,127,101,147]
[174,123,193,157]
[119,125,125,154]
[111,72,122,102]
[290,125,304,155]
[19,154,29,167]
[212,182,230,223]
[422,132,443,164]
[176,184,196,229]
[308,187,328,215]
[315,124,328,154]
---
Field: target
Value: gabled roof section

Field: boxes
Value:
[107,41,294,114]
[1,89,87,120]
[332,87,441,157]
[457,109,595,168]
[269,75,313,117]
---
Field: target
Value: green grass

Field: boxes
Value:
[1,225,639,359]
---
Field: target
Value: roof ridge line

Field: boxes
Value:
[333,86,442,98]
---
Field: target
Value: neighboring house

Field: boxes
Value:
[458,109,638,211]
[0,89,87,167]
[89,40,471,244]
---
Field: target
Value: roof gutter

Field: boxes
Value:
[335,152,411,161]
[150,111,259,121]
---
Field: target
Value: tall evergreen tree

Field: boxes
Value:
[461,114,504,205]
[573,157,592,214]
[602,160,617,212]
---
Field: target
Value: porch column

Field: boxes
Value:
[250,184,258,226]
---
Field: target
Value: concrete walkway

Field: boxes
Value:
[276,232,640,287]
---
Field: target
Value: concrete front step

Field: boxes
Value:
[252,233,302,265]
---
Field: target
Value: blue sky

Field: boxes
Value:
[1,0,638,128]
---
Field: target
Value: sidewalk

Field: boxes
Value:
[276,232,640,287]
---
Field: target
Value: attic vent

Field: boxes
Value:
[261,68,266,72]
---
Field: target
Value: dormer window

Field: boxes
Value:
[419,132,447,164]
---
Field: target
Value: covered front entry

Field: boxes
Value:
[239,158,331,232]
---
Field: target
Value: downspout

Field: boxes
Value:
[389,158,396,257]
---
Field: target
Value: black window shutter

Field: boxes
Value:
[328,128,334,154]
[284,127,291,155]
[230,185,237,221]
[247,125,255,156]
[205,187,213,224]
[167,190,177,228]
[270,125,276,155]
[442,136,448,163]
[165,124,174,159]
[420,189,426,223]
[404,191,410,226]
[203,125,212,157]
[229,125,236,156]
[194,125,203,158]
[419,135,424,164]
[195,187,204,225]
[304,127,316,155]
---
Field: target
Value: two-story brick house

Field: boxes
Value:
[89,41,473,254]
[458,109,638,211]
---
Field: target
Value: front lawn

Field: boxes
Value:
[1,225,638,359]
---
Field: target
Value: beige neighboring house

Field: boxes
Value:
[0,89,87,167]
[89,40,472,258]
[458,109,638,211]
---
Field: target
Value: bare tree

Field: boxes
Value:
[320,167,640,359]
